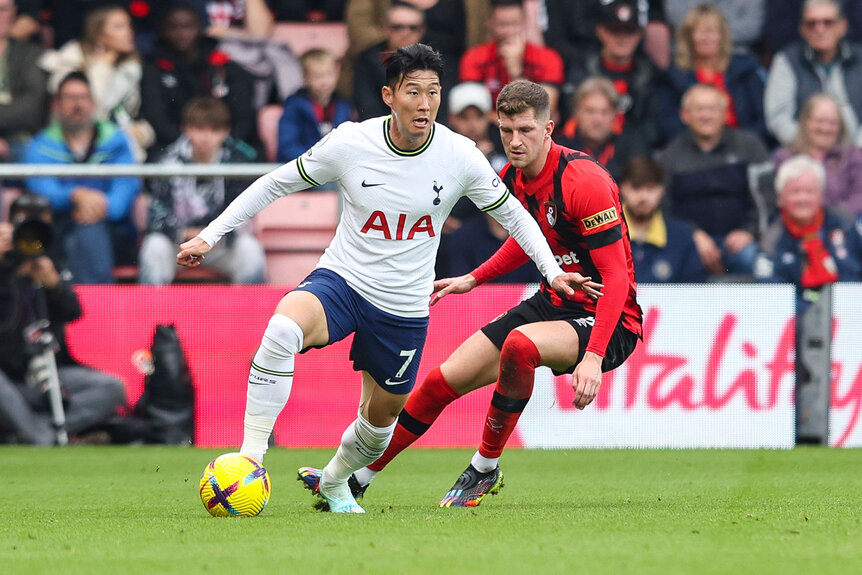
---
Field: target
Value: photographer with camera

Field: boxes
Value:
[0,194,126,445]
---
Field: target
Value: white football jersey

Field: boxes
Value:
[199,117,563,317]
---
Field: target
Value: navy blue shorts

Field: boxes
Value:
[293,268,429,394]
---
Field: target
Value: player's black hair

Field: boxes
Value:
[56,71,91,95]
[384,43,444,90]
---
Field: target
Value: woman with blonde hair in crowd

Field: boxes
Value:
[773,93,862,217]
[654,3,767,145]
[39,5,154,159]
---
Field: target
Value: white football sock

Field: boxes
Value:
[322,412,396,487]
[353,466,377,487]
[240,314,303,462]
[471,451,499,474]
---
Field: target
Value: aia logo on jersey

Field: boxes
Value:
[544,201,557,227]
[361,211,435,239]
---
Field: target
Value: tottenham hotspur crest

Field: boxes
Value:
[432,180,442,205]
[544,201,557,226]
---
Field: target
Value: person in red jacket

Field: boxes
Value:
[459,0,564,121]
[300,79,643,507]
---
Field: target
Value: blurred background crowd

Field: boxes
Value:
[0,0,861,293]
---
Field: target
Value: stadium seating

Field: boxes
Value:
[258,104,284,163]
[254,190,339,286]
[270,22,350,59]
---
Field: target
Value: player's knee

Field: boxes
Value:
[497,330,541,399]
[500,330,541,369]
[261,314,304,359]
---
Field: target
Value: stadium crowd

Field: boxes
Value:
[1,0,862,290]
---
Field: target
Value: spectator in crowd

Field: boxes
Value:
[658,83,770,277]
[278,49,352,163]
[655,3,767,147]
[0,193,126,445]
[441,81,506,235]
[24,72,140,284]
[40,1,170,51]
[0,0,47,162]
[271,0,347,22]
[38,5,154,160]
[620,156,707,283]
[436,211,542,283]
[447,81,506,172]
[754,154,862,310]
[773,93,862,217]
[556,77,648,182]
[459,0,564,121]
[353,1,426,120]
[139,97,264,285]
[202,0,302,107]
[341,0,490,107]
[562,0,660,143]
[544,0,670,71]
[141,5,257,156]
[763,0,862,60]
[663,1,766,54]
[7,0,41,44]
[765,0,862,147]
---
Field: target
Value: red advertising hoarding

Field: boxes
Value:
[65,284,862,448]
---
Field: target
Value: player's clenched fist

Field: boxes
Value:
[177,236,212,267]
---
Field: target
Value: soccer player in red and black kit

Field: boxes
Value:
[301,79,643,507]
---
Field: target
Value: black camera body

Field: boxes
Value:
[5,193,55,263]
[12,218,54,260]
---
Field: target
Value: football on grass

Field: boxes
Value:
[200,453,271,517]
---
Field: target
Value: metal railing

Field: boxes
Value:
[0,163,283,179]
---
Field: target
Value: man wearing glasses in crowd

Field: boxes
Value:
[765,0,862,147]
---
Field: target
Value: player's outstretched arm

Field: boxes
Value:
[552,272,604,300]
[177,237,213,267]
[430,274,478,306]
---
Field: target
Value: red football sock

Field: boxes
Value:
[368,367,461,472]
[479,330,541,459]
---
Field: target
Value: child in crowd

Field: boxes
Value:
[139,97,265,285]
[277,48,352,163]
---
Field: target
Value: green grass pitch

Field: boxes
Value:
[3,447,861,575]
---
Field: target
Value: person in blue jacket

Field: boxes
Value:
[277,48,353,164]
[754,154,862,312]
[620,156,707,283]
[23,72,140,284]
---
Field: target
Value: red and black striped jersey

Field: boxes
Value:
[481,140,642,356]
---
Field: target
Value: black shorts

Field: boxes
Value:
[480,291,639,375]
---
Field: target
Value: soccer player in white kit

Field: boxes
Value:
[177,44,595,513]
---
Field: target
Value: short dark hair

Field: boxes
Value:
[621,156,664,188]
[496,80,550,120]
[182,96,231,131]
[384,43,444,89]
[56,71,91,95]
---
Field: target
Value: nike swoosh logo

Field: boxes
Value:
[361,180,384,187]
[384,378,409,386]
[296,281,312,288]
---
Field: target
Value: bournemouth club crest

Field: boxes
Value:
[544,201,557,227]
